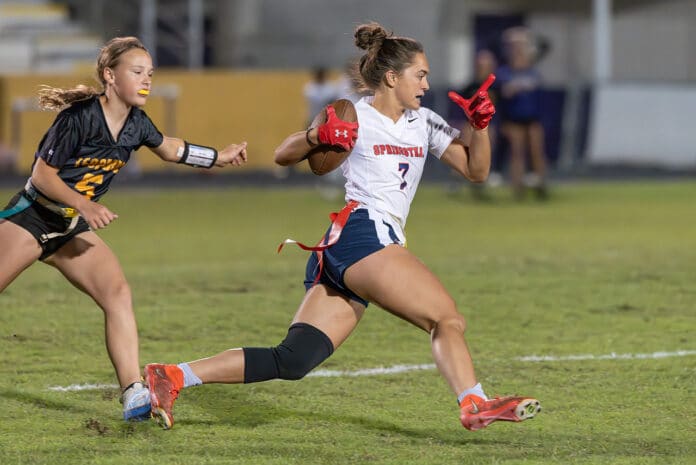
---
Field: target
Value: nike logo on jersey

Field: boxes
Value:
[407,117,417,123]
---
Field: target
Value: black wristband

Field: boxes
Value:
[305,128,318,147]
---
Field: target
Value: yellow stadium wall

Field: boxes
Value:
[0,70,313,174]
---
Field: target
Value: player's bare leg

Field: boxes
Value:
[345,244,540,430]
[185,284,364,384]
[345,244,477,394]
[146,284,364,428]
[0,221,41,291]
[45,231,149,420]
[291,284,365,348]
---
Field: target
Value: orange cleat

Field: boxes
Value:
[145,363,184,429]
[460,394,541,431]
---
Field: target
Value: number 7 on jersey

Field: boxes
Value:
[398,162,410,190]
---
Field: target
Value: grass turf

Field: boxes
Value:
[1,181,694,464]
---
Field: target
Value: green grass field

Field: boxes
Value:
[1,181,695,465]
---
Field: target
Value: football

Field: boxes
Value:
[306,99,357,175]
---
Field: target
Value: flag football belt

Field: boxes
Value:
[24,184,81,243]
[277,200,360,284]
[0,184,80,243]
[0,193,33,218]
[24,184,79,218]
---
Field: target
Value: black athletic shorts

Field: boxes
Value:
[3,191,90,261]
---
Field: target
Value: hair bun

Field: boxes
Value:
[354,22,391,51]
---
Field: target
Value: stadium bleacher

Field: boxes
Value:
[0,0,100,74]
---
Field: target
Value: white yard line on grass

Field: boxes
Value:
[309,363,435,378]
[47,349,696,391]
[515,349,696,363]
[48,383,121,392]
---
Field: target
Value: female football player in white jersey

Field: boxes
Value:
[145,22,540,431]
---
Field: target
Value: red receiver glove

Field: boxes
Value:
[317,105,359,151]
[448,73,496,130]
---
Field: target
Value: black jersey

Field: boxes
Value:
[31,95,163,203]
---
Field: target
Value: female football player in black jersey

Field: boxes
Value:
[0,36,247,421]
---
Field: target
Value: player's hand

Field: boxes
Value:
[317,105,359,151]
[449,73,496,130]
[216,142,248,167]
[77,200,118,230]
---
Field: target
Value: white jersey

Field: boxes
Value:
[342,96,459,239]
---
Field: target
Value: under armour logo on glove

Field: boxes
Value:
[318,105,358,151]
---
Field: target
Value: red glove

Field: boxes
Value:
[317,105,359,151]
[448,73,496,130]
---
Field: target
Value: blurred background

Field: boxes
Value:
[0,0,694,186]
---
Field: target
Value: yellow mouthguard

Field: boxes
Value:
[138,89,150,96]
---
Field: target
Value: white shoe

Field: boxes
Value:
[121,381,151,421]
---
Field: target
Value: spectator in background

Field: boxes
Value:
[304,67,340,125]
[496,26,548,200]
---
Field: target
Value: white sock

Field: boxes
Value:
[178,362,203,388]
[457,383,487,405]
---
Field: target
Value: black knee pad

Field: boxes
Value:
[243,323,334,383]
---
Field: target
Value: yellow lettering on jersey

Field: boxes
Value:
[74,158,126,172]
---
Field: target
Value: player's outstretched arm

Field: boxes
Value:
[152,136,247,168]
[274,130,312,166]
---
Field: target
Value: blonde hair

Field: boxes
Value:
[38,36,148,111]
[352,22,423,93]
